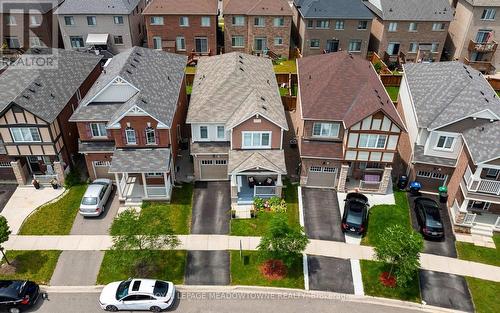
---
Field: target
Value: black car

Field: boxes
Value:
[414,197,445,239]
[341,193,369,235]
[0,280,40,313]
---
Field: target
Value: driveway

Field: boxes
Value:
[408,194,457,258]
[191,182,230,234]
[70,188,119,235]
[307,255,354,294]
[50,251,104,286]
[419,270,474,312]
[185,251,230,285]
[0,184,16,212]
[302,188,345,242]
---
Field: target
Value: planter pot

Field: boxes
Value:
[33,181,40,189]
[51,184,58,189]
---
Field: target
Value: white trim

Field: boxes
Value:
[84,75,139,105]
[107,105,169,129]
[241,131,272,149]
[228,112,288,131]
[430,109,500,131]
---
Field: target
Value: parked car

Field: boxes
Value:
[414,197,445,240]
[341,193,369,235]
[99,279,175,312]
[0,280,40,313]
[79,179,113,217]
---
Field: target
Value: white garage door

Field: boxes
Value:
[306,166,337,188]
[93,161,113,179]
[200,159,228,180]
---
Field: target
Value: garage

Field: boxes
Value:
[92,160,113,179]
[199,159,228,180]
[306,166,337,188]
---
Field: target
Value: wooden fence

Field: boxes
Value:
[380,74,402,87]
[487,77,500,91]
[281,96,297,111]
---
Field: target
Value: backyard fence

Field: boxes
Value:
[281,95,297,111]
[487,77,500,91]
[380,74,403,87]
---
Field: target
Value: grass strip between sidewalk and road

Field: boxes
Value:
[455,234,499,267]
[465,276,500,313]
[0,250,61,285]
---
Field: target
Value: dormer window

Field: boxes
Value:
[436,135,454,150]
[125,127,136,144]
[199,126,208,139]
[145,127,156,145]
[217,126,225,139]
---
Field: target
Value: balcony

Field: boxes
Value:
[464,57,496,74]
[468,40,498,53]
[463,167,500,196]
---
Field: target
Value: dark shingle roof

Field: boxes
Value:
[363,0,452,21]
[294,0,373,19]
[54,0,141,15]
[143,0,218,15]
[109,149,171,173]
[224,0,293,16]
[413,145,457,167]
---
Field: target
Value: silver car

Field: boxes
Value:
[79,179,113,217]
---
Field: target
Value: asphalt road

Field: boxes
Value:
[302,188,345,241]
[191,182,230,234]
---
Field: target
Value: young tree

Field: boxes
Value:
[0,216,12,265]
[374,224,424,287]
[258,214,309,267]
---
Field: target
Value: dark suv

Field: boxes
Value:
[0,280,40,313]
[414,197,445,240]
[341,193,369,235]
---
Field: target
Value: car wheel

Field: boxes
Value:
[106,305,118,312]
[9,308,20,313]
[150,306,162,312]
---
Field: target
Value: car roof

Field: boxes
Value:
[416,197,438,207]
[0,280,26,299]
[84,184,105,197]
[128,279,158,295]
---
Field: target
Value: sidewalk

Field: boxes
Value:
[5,234,500,283]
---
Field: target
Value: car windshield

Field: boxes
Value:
[116,281,131,300]
[425,209,443,229]
[92,181,108,186]
[81,197,98,205]
[346,206,363,226]
[153,281,169,297]
[0,281,25,299]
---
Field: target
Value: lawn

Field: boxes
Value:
[360,260,421,302]
[496,91,500,97]
[456,234,499,266]
[466,277,500,313]
[230,251,304,289]
[0,250,61,285]
[186,85,192,95]
[18,184,87,235]
[273,60,297,73]
[111,183,193,235]
[361,190,412,246]
[230,180,300,236]
[96,250,186,285]
[385,86,400,102]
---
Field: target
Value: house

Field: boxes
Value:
[69,46,188,203]
[143,0,218,58]
[54,0,147,56]
[186,52,289,206]
[0,48,102,185]
[223,0,293,59]
[445,0,500,74]
[291,0,374,57]
[295,52,406,193]
[396,61,500,236]
[363,0,453,64]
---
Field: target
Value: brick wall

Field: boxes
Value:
[232,115,282,149]
[394,99,412,177]
[84,153,113,180]
[0,155,16,181]
[113,116,170,148]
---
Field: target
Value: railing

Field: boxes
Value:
[464,167,473,186]
[359,180,381,191]
[468,40,498,53]
[33,174,57,185]
[477,179,500,195]
[495,217,500,230]
[254,186,277,198]
[146,186,167,197]
[464,57,496,74]
[463,212,477,226]
[119,175,126,194]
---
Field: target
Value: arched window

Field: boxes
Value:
[125,127,136,144]
[145,127,156,145]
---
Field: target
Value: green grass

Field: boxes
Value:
[230,180,300,236]
[111,183,193,235]
[186,85,192,95]
[456,234,499,266]
[385,86,400,102]
[466,277,500,313]
[496,91,500,97]
[360,260,421,302]
[230,251,304,289]
[273,60,297,73]
[185,66,196,74]
[96,250,186,285]
[279,87,289,96]
[361,190,411,246]
[19,185,87,235]
[0,250,61,285]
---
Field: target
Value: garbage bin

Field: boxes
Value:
[438,186,448,204]
[397,175,408,190]
[409,181,421,195]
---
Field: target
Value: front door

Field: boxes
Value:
[254,37,267,52]
[195,37,208,53]
[326,40,339,53]
[27,156,41,174]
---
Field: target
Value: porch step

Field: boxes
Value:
[471,224,494,237]
[124,201,143,208]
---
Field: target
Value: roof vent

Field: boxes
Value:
[133,58,139,63]
[28,88,35,93]
[267,79,270,85]
[239,60,244,64]
[126,69,132,74]
[309,75,312,79]
[239,67,244,72]
[22,94,30,99]
[480,91,485,96]
[167,76,171,81]
[374,89,379,93]
[141,99,148,104]
[130,63,137,68]
[34,82,42,87]
[239,55,243,59]
[485,98,489,103]
[261,96,266,101]
[261,105,267,110]
[468,75,473,79]
[389,8,393,12]
[50,93,55,98]
[135,52,142,57]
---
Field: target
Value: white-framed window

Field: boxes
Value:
[274,16,285,27]
[30,37,43,47]
[64,16,75,26]
[242,131,271,149]
[431,172,446,180]
[93,161,110,167]
[201,16,210,27]
[323,167,337,173]
[348,40,362,52]
[114,35,123,45]
[153,36,162,50]
[201,160,213,165]
[485,168,499,179]
[431,42,439,53]
[432,22,446,31]
[70,36,84,48]
[417,171,446,180]
[90,123,107,137]
[231,35,244,47]
[274,37,283,46]
[176,36,186,51]
[217,126,225,139]
[5,36,20,48]
[417,171,431,178]
[358,20,368,30]
[199,126,208,139]
[146,172,163,177]
[409,42,418,53]
[317,20,329,29]
[87,16,97,26]
[387,42,400,55]
[310,39,320,48]
[358,134,387,149]
[310,166,336,173]
[310,166,322,172]
[30,15,41,26]
[481,8,496,20]
[10,127,41,142]
[388,22,397,32]
[6,15,16,25]
[215,159,227,165]
[408,22,417,32]
[114,16,124,24]
[180,16,189,26]
[306,20,314,28]
[145,127,156,145]
[312,122,340,138]
[0,162,12,168]
[435,135,454,150]
[232,16,245,26]
[150,16,164,25]
[334,20,344,30]
[125,127,136,144]
[467,200,491,211]
[254,17,264,27]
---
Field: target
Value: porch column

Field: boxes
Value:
[53,161,65,186]
[230,174,238,205]
[378,166,393,194]
[141,173,148,199]
[10,160,27,185]
[337,164,349,192]
[115,173,123,200]
[276,174,283,198]
[164,172,170,199]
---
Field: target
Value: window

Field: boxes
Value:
[307,20,314,28]
[0,162,11,168]
[30,37,43,47]
[310,166,322,172]
[114,16,124,24]
[467,201,490,211]
[199,126,208,139]
[481,8,496,20]
[408,22,417,32]
[146,172,163,177]
[7,15,16,25]
[348,40,362,52]
[334,20,344,30]
[436,135,454,150]
[358,20,368,30]
[242,132,271,149]
[217,126,225,139]
[114,36,124,45]
[10,127,41,142]
[254,17,264,27]
[316,20,329,29]
[274,17,285,27]
[87,16,96,26]
[215,159,227,165]
[30,15,41,26]
[145,127,156,145]
[310,39,320,48]
[70,36,84,48]
[125,127,136,144]
[176,36,186,51]
[90,123,107,137]
[485,168,499,179]
[431,172,446,180]
[64,16,75,26]
[388,22,397,32]
[201,160,213,165]
[5,37,20,48]
[274,37,283,46]
[430,42,440,53]
[195,37,208,53]
[312,122,340,138]
[358,134,387,149]
[232,16,244,26]
[232,36,244,47]
[201,16,210,27]
[150,16,164,25]
[432,22,446,31]
[417,171,431,178]
[180,16,189,26]
[387,42,400,55]
[409,42,418,53]
[153,36,162,50]
[476,30,492,43]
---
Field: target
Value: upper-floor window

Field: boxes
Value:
[435,135,454,150]
[348,40,362,52]
[481,8,496,20]
[30,36,44,48]
[10,127,41,142]
[408,22,417,32]
[242,131,271,149]
[87,16,97,26]
[274,17,285,27]
[432,22,446,31]
[199,126,208,139]
[6,37,20,49]
[317,20,329,29]
[30,15,41,27]
[476,29,492,43]
[217,126,225,139]
[90,123,107,137]
[274,37,283,46]
[409,42,418,53]
[150,16,164,25]
[114,35,124,45]
[310,39,320,48]
[312,122,340,138]
[232,35,244,47]
[145,127,156,145]
[485,168,499,179]
[201,16,211,27]
[153,36,162,50]
[254,17,264,27]
[232,16,245,26]
[125,127,136,144]
[7,15,16,25]
[358,20,368,30]
[388,22,397,32]
[176,36,186,51]
[358,134,387,149]
[431,42,439,53]
[114,16,124,24]
[70,36,84,48]
[180,16,189,27]
[64,16,75,26]
[334,20,344,30]
[387,42,400,55]
[307,20,314,28]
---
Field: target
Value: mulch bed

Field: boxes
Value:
[379,272,397,288]
[259,259,287,280]
[0,260,19,276]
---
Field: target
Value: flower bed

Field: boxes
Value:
[253,196,287,213]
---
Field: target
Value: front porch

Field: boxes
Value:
[451,199,500,237]
[339,162,393,194]
[232,174,283,204]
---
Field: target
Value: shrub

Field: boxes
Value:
[253,196,287,213]
[64,168,82,188]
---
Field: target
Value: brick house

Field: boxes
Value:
[291,0,374,57]
[396,61,500,235]
[223,0,293,58]
[295,52,406,193]
[363,0,453,64]
[143,0,218,57]
[186,52,289,207]
[69,47,188,203]
[0,48,102,185]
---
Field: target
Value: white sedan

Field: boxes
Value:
[99,279,175,312]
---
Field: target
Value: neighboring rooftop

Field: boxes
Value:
[0,49,101,123]
[462,121,500,164]
[0,0,63,14]
[363,0,452,21]
[143,0,218,15]
[224,0,293,16]
[54,0,141,14]
[297,51,405,129]
[293,0,373,19]
[464,0,500,6]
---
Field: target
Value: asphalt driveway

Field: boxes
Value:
[307,256,354,294]
[302,188,345,242]
[70,188,119,235]
[419,270,474,312]
[185,251,230,285]
[50,251,104,286]
[408,194,457,258]
[0,184,16,212]
[191,181,230,234]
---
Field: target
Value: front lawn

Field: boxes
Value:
[18,185,86,235]
[360,260,421,302]
[230,251,303,289]
[96,250,186,285]
[385,86,400,102]
[274,60,297,73]
[466,277,500,313]
[111,183,193,235]
[456,234,499,267]
[0,250,61,285]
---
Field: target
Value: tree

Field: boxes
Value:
[258,214,309,267]
[374,224,423,287]
[0,216,12,265]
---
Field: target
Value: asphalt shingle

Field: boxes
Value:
[363,0,452,21]
[109,149,171,173]
[294,0,373,19]
[54,0,141,15]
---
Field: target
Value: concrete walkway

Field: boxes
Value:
[4,234,500,283]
